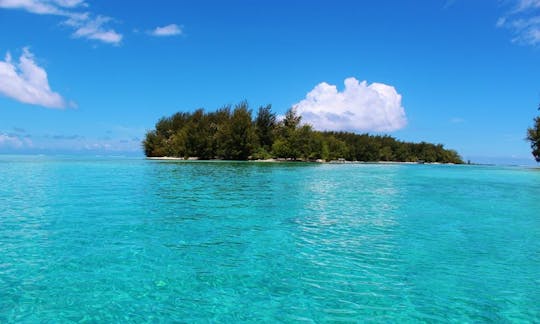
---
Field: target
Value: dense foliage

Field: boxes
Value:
[143,102,463,163]
[527,105,540,162]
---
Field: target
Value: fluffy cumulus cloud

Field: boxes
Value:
[150,24,182,37]
[0,48,67,108]
[0,0,122,44]
[497,0,540,46]
[293,77,407,132]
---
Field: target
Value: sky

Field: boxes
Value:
[0,0,539,165]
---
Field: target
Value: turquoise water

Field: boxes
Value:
[0,156,539,322]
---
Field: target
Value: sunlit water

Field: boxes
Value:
[0,156,539,322]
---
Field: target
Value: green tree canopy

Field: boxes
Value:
[143,102,463,164]
[527,105,540,162]
[255,104,276,152]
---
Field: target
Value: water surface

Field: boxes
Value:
[0,156,539,322]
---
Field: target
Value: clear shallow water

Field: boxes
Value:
[0,156,539,322]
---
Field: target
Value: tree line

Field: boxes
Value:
[527,104,540,163]
[143,102,464,163]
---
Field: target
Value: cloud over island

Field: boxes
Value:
[294,77,407,132]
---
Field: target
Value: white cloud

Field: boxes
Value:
[66,15,123,44]
[0,0,122,45]
[293,77,407,132]
[0,48,68,108]
[0,0,64,14]
[0,132,32,148]
[498,0,540,46]
[0,0,86,15]
[150,24,182,37]
[52,0,86,8]
[515,0,540,11]
[0,133,22,147]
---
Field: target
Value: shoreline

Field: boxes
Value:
[146,157,456,165]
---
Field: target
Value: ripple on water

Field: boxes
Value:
[0,158,539,322]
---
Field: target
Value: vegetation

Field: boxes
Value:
[527,105,540,162]
[143,102,463,163]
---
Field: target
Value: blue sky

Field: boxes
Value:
[0,0,539,164]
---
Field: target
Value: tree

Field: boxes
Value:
[213,106,232,158]
[142,130,166,157]
[527,105,540,162]
[324,135,348,160]
[273,108,303,159]
[228,102,256,160]
[255,104,277,152]
[283,107,302,130]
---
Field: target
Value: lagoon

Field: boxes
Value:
[0,156,539,322]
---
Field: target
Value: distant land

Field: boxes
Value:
[143,102,464,164]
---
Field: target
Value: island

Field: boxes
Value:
[143,102,463,164]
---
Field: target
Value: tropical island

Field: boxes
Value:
[143,102,464,164]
